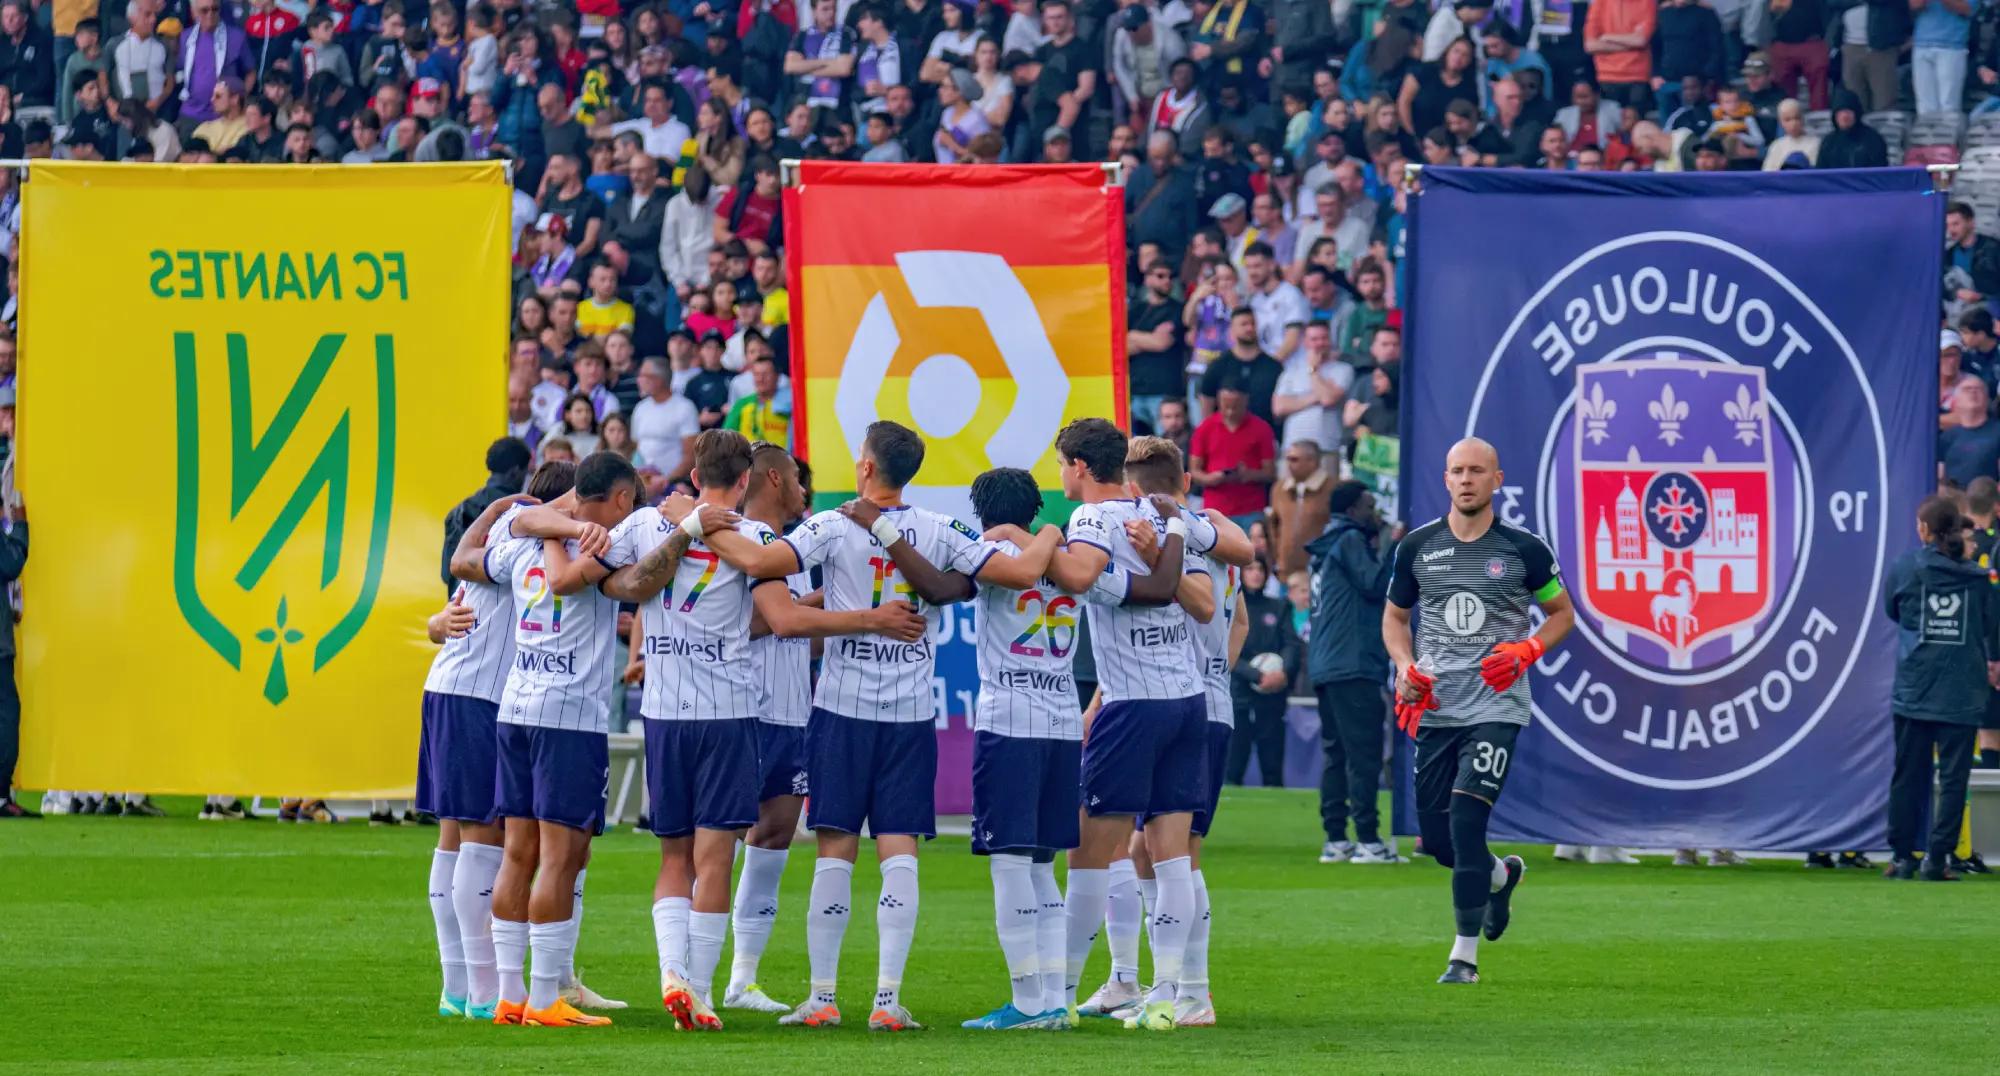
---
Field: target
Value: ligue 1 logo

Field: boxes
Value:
[1465,233,1887,790]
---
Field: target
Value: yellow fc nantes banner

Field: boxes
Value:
[782,161,1128,513]
[17,162,508,797]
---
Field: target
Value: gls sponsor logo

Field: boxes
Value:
[1467,234,1879,790]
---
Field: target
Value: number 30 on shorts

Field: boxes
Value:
[1471,740,1509,779]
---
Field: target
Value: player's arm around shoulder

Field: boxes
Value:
[843,500,975,605]
[1203,508,1255,567]
[1048,504,1113,593]
[1176,561,1216,623]
[542,536,608,596]
[668,494,795,578]
[975,523,1064,591]
[752,578,927,641]
[1125,500,1190,606]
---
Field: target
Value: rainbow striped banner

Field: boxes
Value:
[783,162,1127,514]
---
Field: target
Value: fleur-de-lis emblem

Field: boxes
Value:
[1722,383,1765,445]
[255,597,306,706]
[1648,382,1690,445]
[1578,381,1616,444]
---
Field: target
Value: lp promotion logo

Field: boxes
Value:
[172,331,397,705]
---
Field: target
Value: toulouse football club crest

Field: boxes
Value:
[1463,234,1887,790]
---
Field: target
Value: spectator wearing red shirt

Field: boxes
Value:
[1190,381,1278,530]
[715,156,784,254]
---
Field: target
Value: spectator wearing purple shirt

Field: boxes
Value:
[175,0,250,126]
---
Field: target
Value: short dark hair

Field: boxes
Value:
[1124,435,1185,495]
[306,9,335,29]
[863,420,926,488]
[1057,417,1128,483]
[1949,200,1976,221]
[707,53,742,85]
[575,450,640,501]
[750,441,796,480]
[486,436,532,476]
[969,467,1043,531]
[692,428,753,491]
[1968,475,1999,516]
[526,459,578,500]
[1962,307,1996,337]
[1229,305,1257,322]
[1241,241,1275,261]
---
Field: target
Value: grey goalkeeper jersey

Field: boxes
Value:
[1386,518,1563,728]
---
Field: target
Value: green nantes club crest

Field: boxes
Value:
[172,332,397,705]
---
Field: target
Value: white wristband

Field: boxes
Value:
[870,515,903,548]
[1165,517,1190,540]
[679,508,706,541]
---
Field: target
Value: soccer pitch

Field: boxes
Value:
[10,787,1987,1074]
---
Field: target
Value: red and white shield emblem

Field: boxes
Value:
[1573,360,1774,665]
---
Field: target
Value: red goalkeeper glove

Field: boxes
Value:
[1480,637,1545,693]
[1393,665,1438,737]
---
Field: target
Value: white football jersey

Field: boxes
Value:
[1195,556,1239,727]
[960,538,1082,740]
[752,566,814,728]
[782,505,982,723]
[1065,498,1212,703]
[606,507,772,722]
[423,504,529,704]
[489,534,621,734]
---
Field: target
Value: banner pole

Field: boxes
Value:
[780,157,803,188]
[1402,162,1423,194]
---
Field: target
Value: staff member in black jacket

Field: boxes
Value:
[1883,496,1998,881]
[1304,481,1397,863]
[1229,558,1302,788]
[439,436,532,593]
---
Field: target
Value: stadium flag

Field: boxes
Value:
[1400,168,1936,852]
[17,162,510,798]
[784,161,1127,811]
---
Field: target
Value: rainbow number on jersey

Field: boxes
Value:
[662,550,721,613]
[1009,589,1078,658]
[868,554,915,608]
[518,567,562,633]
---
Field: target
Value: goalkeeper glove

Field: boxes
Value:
[1480,637,1545,693]
[1393,664,1437,737]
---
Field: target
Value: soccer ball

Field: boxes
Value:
[1249,652,1284,677]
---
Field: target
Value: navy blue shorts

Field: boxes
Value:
[1191,720,1234,838]
[757,721,810,802]
[971,731,1082,855]
[805,707,937,838]
[494,722,609,835]
[644,718,762,837]
[1081,695,1208,820]
[415,691,500,824]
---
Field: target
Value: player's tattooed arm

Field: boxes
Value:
[448,493,540,583]
[975,523,1063,591]
[1203,509,1255,567]
[602,527,693,602]
[839,498,975,605]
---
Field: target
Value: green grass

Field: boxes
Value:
[6,787,1991,1074]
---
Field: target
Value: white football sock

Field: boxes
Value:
[1144,856,1193,1004]
[729,845,789,992]
[1490,856,1511,892]
[688,911,730,1002]
[527,921,567,1011]
[1450,934,1480,966]
[1104,859,1140,984]
[428,850,467,999]
[1181,869,1211,994]
[652,896,692,986]
[989,854,1043,1015]
[562,867,587,986]
[1136,875,1159,943]
[492,918,529,1005]
[874,854,919,1011]
[1062,867,1108,1008]
[1029,860,1066,1013]
[806,858,853,1006]
[452,842,503,1008]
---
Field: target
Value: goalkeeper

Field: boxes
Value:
[1381,438,1574,986]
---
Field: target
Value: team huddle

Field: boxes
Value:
[412,415,1572,1032]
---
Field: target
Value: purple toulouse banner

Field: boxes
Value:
[1400,168,1938,851]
